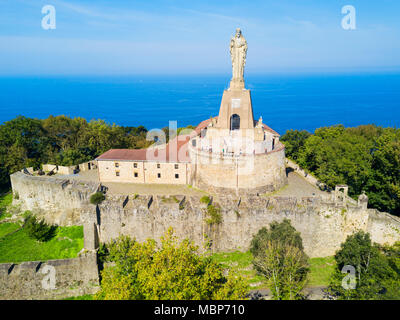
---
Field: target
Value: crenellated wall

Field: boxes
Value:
[10,172,400,258]
[10,172,99,226]
[93,194,400,257]
[0,252,99,300]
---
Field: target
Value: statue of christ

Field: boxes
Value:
[230,28,247,87]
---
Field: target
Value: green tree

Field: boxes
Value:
[24,213,57,242]
[0,116,47,186]
[285,124,400,216]
[95,229,248,300]
[0,115,152,190]
[253,241,309,300]
[250,220,309,300]
[250,219,304,259]
[281,129,311,160]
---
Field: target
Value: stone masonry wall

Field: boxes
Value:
[10,172,400,258]
[95,194,400,257]
[10,172,99,226]
[0,252,99,300]
[189,143,287,194]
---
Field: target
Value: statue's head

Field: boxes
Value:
[235,28,241,38]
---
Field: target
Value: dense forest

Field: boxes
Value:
[1,116,399,217]
[281,125,400,216]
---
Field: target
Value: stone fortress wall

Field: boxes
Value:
[10,172,100,226]
[0,223,100,300]
[10,171,400,258]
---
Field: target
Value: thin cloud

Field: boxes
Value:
[174,7,248,25]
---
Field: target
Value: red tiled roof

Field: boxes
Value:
[96,135,191,163]
[262,124,280,136]
[192,117,217,136]
[96,118,279,163]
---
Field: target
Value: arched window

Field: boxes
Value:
[230,114,240,130]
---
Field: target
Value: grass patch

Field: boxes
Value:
[0,192,13,221]
[200,196,211,204]
[210,251,266,290]
[307,256,336,287]
[0,223,84,263]
[0,222,21,238]
[210,251,336,290]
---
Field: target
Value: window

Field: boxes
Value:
[134,172,138,177]
[175,164,179,169]
[175,174,179,179]
[133,163,137,168]
[115,162,119,168]
[157,163,161,169]
[192,139,196,147]
[157,173,161,178]
[116,171,120,176]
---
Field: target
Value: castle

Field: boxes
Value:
[96,28,287,195]
[3,29,400,300]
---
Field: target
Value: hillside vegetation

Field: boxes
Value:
[1,116,398,216]
[281,125,400,216]
[0,115,194,191]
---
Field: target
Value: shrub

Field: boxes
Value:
[90,192,105,205]
[24,214,57,242]
[200,196,211,204]
[205,204,222,225]
[97,243,110,271]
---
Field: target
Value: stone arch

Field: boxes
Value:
[230,114,240,130]
[335,185,348,204]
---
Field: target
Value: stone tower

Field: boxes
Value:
[188,28,288,194]
[215,28,255,131]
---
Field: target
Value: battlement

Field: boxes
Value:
[9,170,400,258]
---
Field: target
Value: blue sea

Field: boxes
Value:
[0,73,399,135]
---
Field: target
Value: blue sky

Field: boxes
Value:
[0,0,399,75]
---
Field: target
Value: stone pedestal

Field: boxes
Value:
[216,89,254,130]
